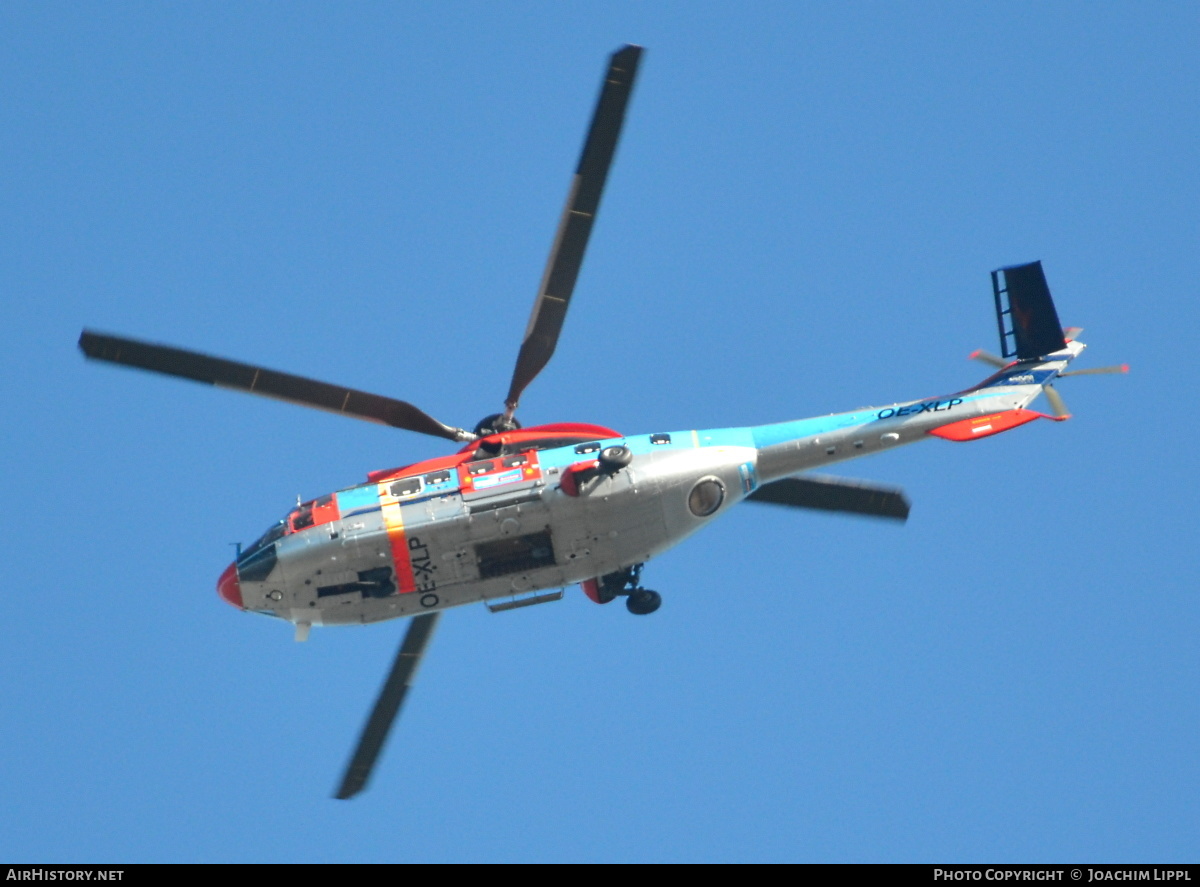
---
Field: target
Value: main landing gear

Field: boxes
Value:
[598,563,662,616]
[625,588,662,616]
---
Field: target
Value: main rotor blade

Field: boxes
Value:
[79,331,473,442]
[748,475,910,521]
[504,44,643,413]
[335,612,441,800]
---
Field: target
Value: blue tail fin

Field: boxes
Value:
[991,261,1067,361]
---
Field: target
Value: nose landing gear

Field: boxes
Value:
[598,563,662,615]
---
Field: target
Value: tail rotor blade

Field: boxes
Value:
[1057,364,1129,377]
[969,350,1009,369]
[1043,385,1071,419]
[334,613,441,800]
[504,45,642,415]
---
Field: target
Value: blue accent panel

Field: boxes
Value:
[750,393,997,450]
[337,485,380,513]
[472,468,524,490]
[340,505,382,518]
[536,391,1014,469]
[535,440,619,469]
[739,462,758,493]
[536,427,759,470]
[752,415,856,449]
[980,368,1058,388]
[692,427,756,448]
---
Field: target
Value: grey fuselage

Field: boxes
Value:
[229,353,1072,630]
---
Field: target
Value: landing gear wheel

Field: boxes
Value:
[599,445,633,471]
[626,588,661,615]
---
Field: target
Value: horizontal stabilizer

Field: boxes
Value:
[991,261,1067,360]
[747,475,909,521]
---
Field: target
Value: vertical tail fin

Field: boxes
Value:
[954,262,1124,429]
[991,261,1067,361]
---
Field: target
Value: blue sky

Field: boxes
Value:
[2,2,1197,862]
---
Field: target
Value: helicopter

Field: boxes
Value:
[78,44,1126,799]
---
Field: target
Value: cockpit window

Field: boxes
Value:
[240,519,287,563]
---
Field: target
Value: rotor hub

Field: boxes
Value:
[473,412,522,439]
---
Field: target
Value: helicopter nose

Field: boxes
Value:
[217,561,243,609]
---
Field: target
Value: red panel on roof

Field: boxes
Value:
[367,423,621,484]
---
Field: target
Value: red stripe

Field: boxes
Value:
[387,525,416,594]
[377,485,417,595]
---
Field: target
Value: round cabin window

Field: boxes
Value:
[688,477,725,517]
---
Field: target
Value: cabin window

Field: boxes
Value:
[390,477,422,498]
[574,442,601,455]
[502,454,528,468]
[424,470,452,485]
[469,461,496,476]
[317,567,395,599]
[688,477,725,517]
[650,433,671,445]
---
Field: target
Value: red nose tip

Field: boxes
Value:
[217,562,243,609]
